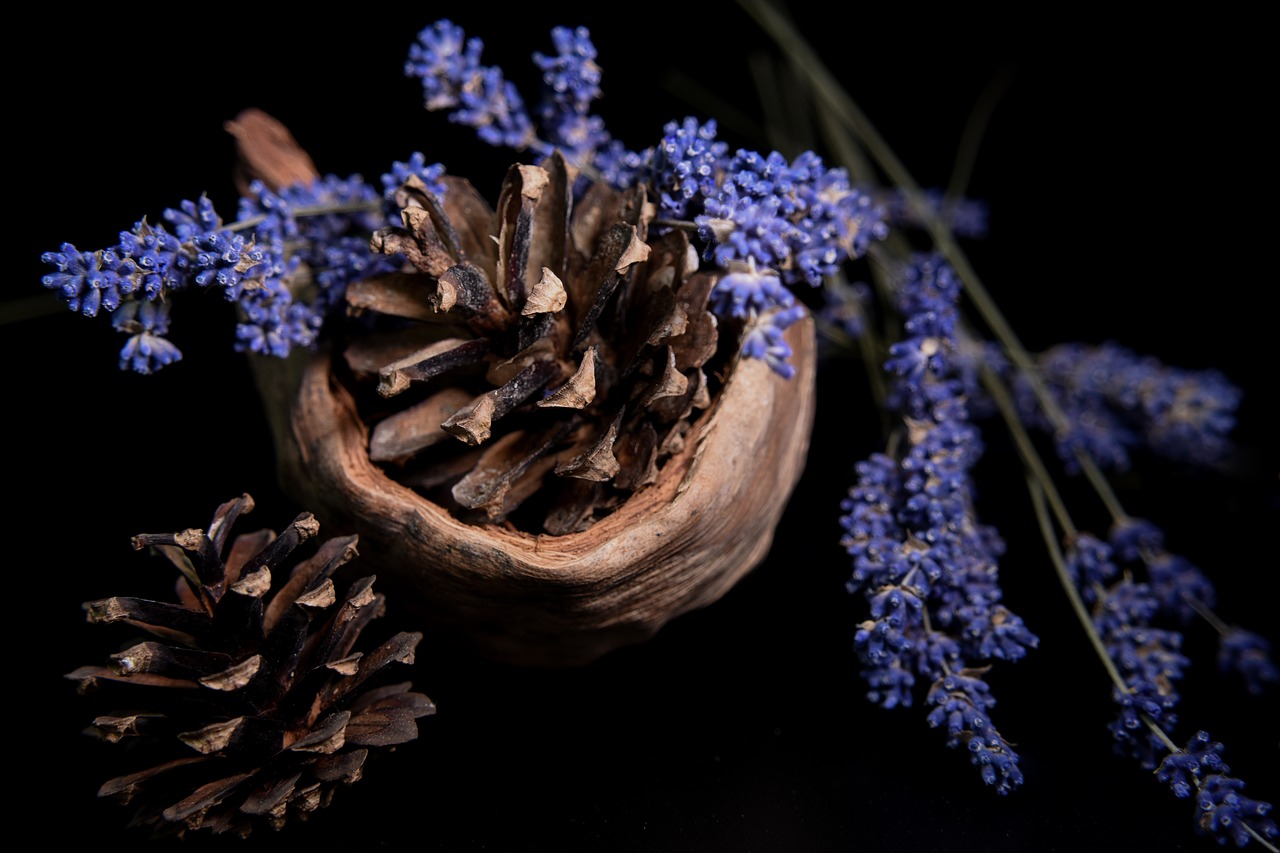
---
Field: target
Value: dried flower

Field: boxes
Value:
[841,253,1035,793]
[65,494,434,838]
[1157,731,1279,847]
[1011,341,1242,473]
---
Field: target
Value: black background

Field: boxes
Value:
[11,4,1277,851]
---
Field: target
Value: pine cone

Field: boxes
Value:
[65,493,434,838]
[348,158,736,528]
[242,112,816,665]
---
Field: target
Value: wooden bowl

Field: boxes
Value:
[251,318,814,667]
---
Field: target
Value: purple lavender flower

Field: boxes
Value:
[1066,536,1189,768]
[238,174,390,307]
[115,221,186,300]
[532,26,601,106]
[1157,732,1278,847]
[1016,342,1242,472]
[840,253,1034,793]
[189,229,270,296]
[593,139,649,189]
[883,253,964,419]
[696,148,886,289]
[882,186,990,239]
[1108,516,1275,691]
[709,259,794,319]
[531,26,610,163]
[1218,628,1279,696]
[926,671,1024,795]
[112,299,181,374]
[380,152,448,205]
[649,117,729,219]
[404,19,484,111]
[405,20,538,153]
[1064,532,1120,606]
[741,304,808,379]
[42,170,395,372]
[40,243,131,317]
[1196,775,1279,847]
[163,195,222,241]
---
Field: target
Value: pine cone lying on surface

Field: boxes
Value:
[65,493,433,838]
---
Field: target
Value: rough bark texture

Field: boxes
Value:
[252,321,814,666]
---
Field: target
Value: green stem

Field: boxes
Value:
[1026,473,1130,697]
[1246,824,1280,853]
[1181,591,1232,635]
[227,199,382,234]
[982,364,1076,537]
[946,66,1013,203]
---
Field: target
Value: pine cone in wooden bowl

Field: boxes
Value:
[240,110,817,666]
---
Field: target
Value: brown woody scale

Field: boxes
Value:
[65,493,434,838]
[336,152,736,534]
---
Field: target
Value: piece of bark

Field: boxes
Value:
[257,316,816,666]
[224,108,320,195]
[542,478,607,535]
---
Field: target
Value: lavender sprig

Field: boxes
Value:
[1066,535,1189,768]
[40,161,445,371]
[1007,388,1278,849]
[1159,732,1279,847]
[405,19,538,153]
[1109,515,1278,694]
[1011,342,1242,473]
[880,186,990,240]
[840,252,1035,795]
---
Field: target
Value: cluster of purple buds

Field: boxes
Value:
[880,187,990,240]
[1066,533,1189,768]
[404,20,891,379]
[1109,516,1277,694]
[40,158,445,371]
[839,253,1035,794]
[1013,341,1241,473]
[1157,731,1278,847]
